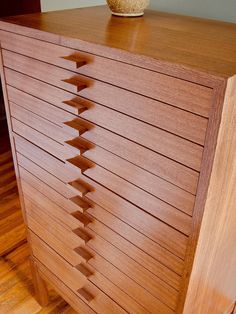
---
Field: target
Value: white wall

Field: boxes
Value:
[40,0,106,12]
[150,0,236,23]
[41,0,236,23]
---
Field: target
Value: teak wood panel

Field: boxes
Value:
[26,200,175,313]
[11,118,71,162]
[6,68,199,193]
[183,76,236,314]
[9,102,72,144]
[29,236,151,314]
[19,165,184,277]
[84,165,192,235]
[10,97,195,215]
[13,124,192,235]
[5,67,208,147]
[67,168,188,259]
[25,194,181,291]
[19,150,187,259]
[0,33,213,118]
[37,261,96,314]
[9,94,197,222]
[24,189,177,311]
[24,194,178,311]
[3,52,204,170]
[14,134,79,184]
[29,232,128,314]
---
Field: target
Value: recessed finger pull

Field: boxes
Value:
[71,211,91,226]
[66,156,91,173]
[62,55,86,68]
[78,287,94,303]
[63,120,87,135]
[68,178,91,197]
[74,246,93,262]
[76,263,93,278]
[62,77,87,92]
[63,100,87,114]
[73,227,92,243]
[70,196,90,212]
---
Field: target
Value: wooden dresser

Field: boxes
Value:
[0,6,236,314]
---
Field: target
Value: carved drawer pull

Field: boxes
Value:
[76,263,93,278]
[78,287,94,303]
[70,196,90,212]
[73,227,92,243]
[71,211,91,226]
[63,100,87,114]
[63,120,87,135]
[62,55,86,68]
[66,156,92,173]
[68,178,91,196]
[62,78,87,92]
[65,137,89,155]
[65,138,88,155]
[74,246,93,262]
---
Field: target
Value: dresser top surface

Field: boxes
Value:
[1,5,236,78]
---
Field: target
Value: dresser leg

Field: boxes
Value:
[29,256,49,307]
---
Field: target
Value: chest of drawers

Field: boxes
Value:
[0,6,236,314]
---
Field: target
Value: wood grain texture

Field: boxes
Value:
[183,76,236,314]
[3,50,204,170]
[29,215,175,313]
[20,165,184,276]
[0,32,213,118]
[0,6,235,81]
[0,136,26,256]
[29,231,130,314]
[7,74,199,193]
[24,197,177,312]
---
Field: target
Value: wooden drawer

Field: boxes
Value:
[14,132,192,235]
[5,67,208,147]
[37,262,96,314]
[18,146,188,259]
[1,31,213,118]
[29,232,132,314]
[4,56,204,170]
[8,71,199,193]
[26,199,177,312]
[20,166,184,277]
[10,95,196,218]
[11,118,72,162]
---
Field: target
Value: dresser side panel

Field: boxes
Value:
[183,76,236,313]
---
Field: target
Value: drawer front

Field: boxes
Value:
[4,54,204,171]
[26,199,176,312]
[7,71,199,193]
[19,148,187,260]
[14,127,192,235]
[1,31,213,117]
[29,232,132,314]
[20,165,183,277]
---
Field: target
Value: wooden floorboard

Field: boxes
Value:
[0,121,26,256]
[0,243,77,313]
[0,121,77,313]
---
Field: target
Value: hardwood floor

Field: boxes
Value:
[0,243,77,313]
[0,120,77,313]
[0,120,26,256]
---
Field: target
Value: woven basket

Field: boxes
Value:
[106,0,150,17]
